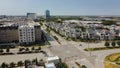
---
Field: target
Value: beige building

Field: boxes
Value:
[0,26,19,43]
[35,25,42,42]
[0,23,42,44]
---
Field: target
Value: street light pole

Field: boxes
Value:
[87,28,92,57]
[88,41,91,56]
[89,45,92,56]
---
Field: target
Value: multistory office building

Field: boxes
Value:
[45,10,50,19]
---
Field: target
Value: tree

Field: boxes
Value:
[104,41,110,47]
[111,41,116,47]
[19,48,23,52]
[32,59,36,64]
[81,65,87,68]
[46,28,50,33]
[32,47,35,51]
[1,62,8,68]
[9,62,16,68]
[62,62,69,68]
[38,47,41,50]
[24,60,31,63]
[17,61,24,66]
[35,58,38,65]
[56,62,68,68]
[6,48,10,53]
[53,36,58,40]
[102,20,116,25]
[24,60,31,68]
[56,63,62,68]
[0,49,3,53]
[25,48,29,51]
[117,41,120,47]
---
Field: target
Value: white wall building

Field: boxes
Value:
[18,25,35,44]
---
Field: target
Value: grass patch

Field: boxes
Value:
[104,53,120,68]
[104,61,119,68]
[84,46,120,51]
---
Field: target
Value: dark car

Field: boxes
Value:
[79,44,82,46]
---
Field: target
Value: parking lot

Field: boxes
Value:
[0,53,45,64]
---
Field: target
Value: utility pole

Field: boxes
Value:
[88,42,92,56]
[86,28,92,57]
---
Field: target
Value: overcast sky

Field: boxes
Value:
[0,0,120,15]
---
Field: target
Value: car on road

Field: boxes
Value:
[79,44,82,46]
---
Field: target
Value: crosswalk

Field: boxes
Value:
[64,57,95,68]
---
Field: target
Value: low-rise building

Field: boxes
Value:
[0,20,42,45]
[47,20,119,40]
[0,26,19,43]
[46,56,59,64]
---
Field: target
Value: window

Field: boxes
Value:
[32,39,34,41]
[21,40,23,42]
[20,34,22,36]
[19,30,21,32]
[31,29,33,31]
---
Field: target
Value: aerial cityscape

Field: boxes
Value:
[0,0,120,68]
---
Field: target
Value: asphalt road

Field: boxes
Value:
[44,29,95,68]
[43,23,120,68]
[93,49,120,68]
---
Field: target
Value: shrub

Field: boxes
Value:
[81,65,87,68]
[32,47,35,50]
[38,47,41,50]
[9,62,16,67]
[25,48,29,51]
[17,61,24,66]
[6,48,10,53]
[19,48,23,52]
[111,41,116,47]
[117,41,120,46]
[1,62,8,68]
[0,49,3,53]
[53,36,58,40]
[105,41,110,47]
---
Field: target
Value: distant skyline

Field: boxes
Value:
[0,0,120,16]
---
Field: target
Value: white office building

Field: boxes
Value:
[18,25,35,44]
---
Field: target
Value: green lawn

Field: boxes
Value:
[104,53,120,68]
[84,46,120,51]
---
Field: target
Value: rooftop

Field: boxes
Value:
[45,63,56,68]
[47,56,59,61]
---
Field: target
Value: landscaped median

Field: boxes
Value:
[53,36,61,44]
[104,53,120,68]
[84,46,120,51]
[0,47,47,56]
